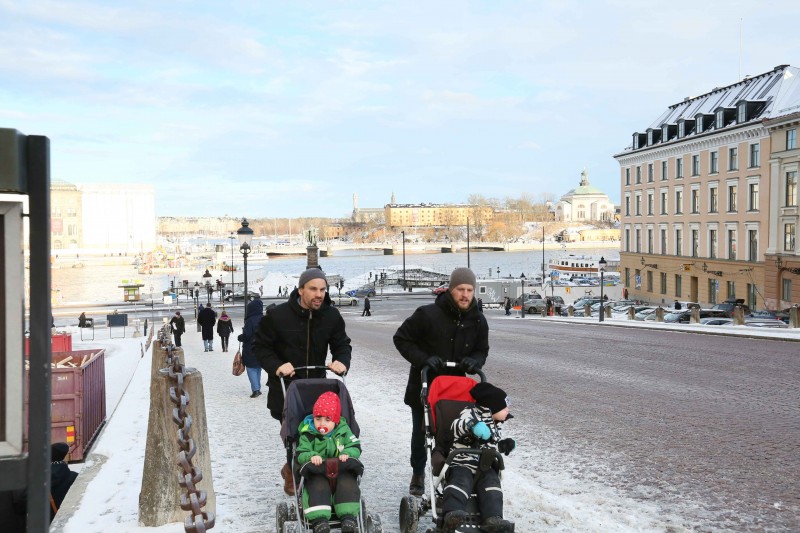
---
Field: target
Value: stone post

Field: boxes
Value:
[627,307,635,320]
[732,306,745,325]
[790,305,799,329]
[690,307,700,324]
[604,306,611,319]
[655,307,664,322]
[567,305,574,317]
[584,303,592,317]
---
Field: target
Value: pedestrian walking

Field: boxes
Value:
[545,297,552,317]
[170,311,186,347]
[393,267,489,497]
[217,311,234,352]
[674,300,682,310]
[252,268,352,495]
[277,286,282,298]
[78,312,88,328]
[362,296,371,316]
[504,296,511,316]
[238,298,265,398]
[197,303,217,352]
[259,285,263,296]
[477,298,484,312]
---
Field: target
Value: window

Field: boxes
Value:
[647,228,653,254]
[716,110,725,129]
[728,185,737,212]
[676,158,684,178]
[675,228,683,256]
[66,207,77,217]
[692,154,700,176]
[660,228,667,255]
[648,163,654,182]
[787,171,798,206]
[635,195,641,216]
[783,279,793,302]
[748,183,759,211]
[660,191,667,214]
[53,207,62,217]
[710,186,718,213]
[678,121,685,138]
[728,147,738,170]
[747,283,757,309]
[786,223,796,252]
[661,161,668,181]
[749,143,760,167]
[635,228,641,253]
[675,190,683,214]
[691,229,699,257]
[625,196,630,216]
[660,272,667,294]
[710,151,718,174]
[748,229,758,261]
[647,271,653,292]
[626,168,630,185]
[737,104,747,123]
[696,116,704,133]
[691,189,700,213]
[728,229,737,259]
[647,192,654,215]
[625,228,631,252]
[788,129,797,150]
[625,268,630,288]
[636,166,642,184]
[709,229,718,259]
[675,274,682,297]
[709,279,718,305]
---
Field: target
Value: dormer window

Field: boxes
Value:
[662,125,669,142]
[678,121,685,138]
[646,128,661,145]
[696,115,704,133]
[716,109,725,129]
[738,102,747,123]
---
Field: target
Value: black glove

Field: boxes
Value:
[497,438,516,456]
[459,356,479,373]
[237,333,245,342]
[425,356,445,371]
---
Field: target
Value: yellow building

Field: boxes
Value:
[384,203,493,228]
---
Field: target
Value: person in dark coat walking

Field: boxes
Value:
[362,296,371,316]
[393,267,489,497]
[197,303,217,352]
[252,268,352,496]
[170,311,186,347]
[50,442,77,520]
[238,298,265,398]
[504,296,511,316]
[216,311,234,352]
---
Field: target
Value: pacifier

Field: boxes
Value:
[317,426,329,434]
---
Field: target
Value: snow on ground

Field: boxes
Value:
[52,317,799,532]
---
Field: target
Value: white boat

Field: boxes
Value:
[549,254,619,280]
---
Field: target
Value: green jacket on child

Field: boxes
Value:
[296,415,362,464]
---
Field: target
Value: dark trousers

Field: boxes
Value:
[410,403,426,474]
[442,465,503,518]
[174,333,182,347]
[220,335,230,351]
[362,309,371,316]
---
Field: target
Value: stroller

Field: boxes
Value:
[276,366,383,533]
[399,363,514,533]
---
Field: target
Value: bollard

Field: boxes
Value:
[732,305,745,325]
[584,303,592,317]
[627,307,635,320]
[604,306,611,319]
[567,305,574,317]
[655,307,665,322]
[690,307,700,324]
[139,342,215,527]
[790,305,799,329]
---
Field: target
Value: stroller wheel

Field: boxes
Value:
[276,501,290,533]
[366,513,383,533]
[282,521,301,533]
[399,495,419,533]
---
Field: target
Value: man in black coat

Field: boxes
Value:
[252,268,352,495]
[394,267,489,496]
[197,303,217,352]
[169,311,186,347]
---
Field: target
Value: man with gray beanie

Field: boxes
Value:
[393,267,489,496]
[252,267,352,495]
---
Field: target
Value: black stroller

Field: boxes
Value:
[399,363,514,532]
[276,366,383,533]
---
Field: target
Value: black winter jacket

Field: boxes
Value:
[238,298,264,368]
[394,291,489,406]
[253,288,352,420]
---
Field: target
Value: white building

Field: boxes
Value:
[555,169,615,222]
[80,183,157,252]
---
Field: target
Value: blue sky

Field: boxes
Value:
[2,1,800,218]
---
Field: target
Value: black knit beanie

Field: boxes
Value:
[52,442,70,462]
[470,382,509,414]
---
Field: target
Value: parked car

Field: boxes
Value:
[224,289,260,301]
[663,309,729,323]
[431,285,448,295]
[633,307,659,320]
[524,296,565,314]
[562,296,605,316]
[346,287,376,297]
[711,298,752,318]
[329,293,359,306]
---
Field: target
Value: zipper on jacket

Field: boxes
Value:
[306,312,312,378]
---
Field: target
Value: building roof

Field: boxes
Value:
[560,170,608,199]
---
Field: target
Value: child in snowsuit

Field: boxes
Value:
[443,382,516,533]
[296,391,363,533]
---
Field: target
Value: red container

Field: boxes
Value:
[24,332,73,355]
[25,349,106,462]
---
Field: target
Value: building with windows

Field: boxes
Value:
[554,169,615,222]
[384,202,494,229]
[50,179,84,249]
[614,64,799,310]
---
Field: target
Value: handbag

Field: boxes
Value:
[232,343,245,376]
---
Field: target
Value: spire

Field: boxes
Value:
[353,193,358,210]
[391,191,396,204]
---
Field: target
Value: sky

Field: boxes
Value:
[2,1,800,219]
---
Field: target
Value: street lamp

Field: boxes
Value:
[229,232,236,297]
[237,218,254,307]
[520,273,526,317]
[598,256,607,323]
[401,230,406,291]
[496,267,500,279]
[202,268,213,304]
[193,282,200,319]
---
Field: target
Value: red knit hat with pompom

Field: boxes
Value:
[313,391,341,424]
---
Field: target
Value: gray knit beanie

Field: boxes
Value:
[449,267,476,290]
[298,267,327,288]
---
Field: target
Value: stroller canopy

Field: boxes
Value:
[280,378,360,443]
[427,375,478,430]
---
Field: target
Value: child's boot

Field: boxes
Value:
[482,515,513,532]
[444,510,467,531]
[310,517,330,533]
[340,515,358,532]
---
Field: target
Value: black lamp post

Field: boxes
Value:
[401,230,406,291]
[496,267,500,279]
[237,218,254,307]
[520,273,526,317]
[229,233,236,296]
[598,256,607,323]
[193,282,200,318]
[202,268,213,304]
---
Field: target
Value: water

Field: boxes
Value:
[51,247,619,304]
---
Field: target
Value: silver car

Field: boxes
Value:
[329,293,359,306]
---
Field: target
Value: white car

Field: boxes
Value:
[329,293,359,306]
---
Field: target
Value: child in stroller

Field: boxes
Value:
[297,391,362,533]
[399,365,515,533]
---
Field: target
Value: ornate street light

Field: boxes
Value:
[401,230,406,291]
[193,281,200,319]
[520,273,526,317]
[202,268,213,304]
[598,256,607,323]
[496,267,500,279]
[237,218,254,307]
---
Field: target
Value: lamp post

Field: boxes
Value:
[202,268,213,304]
[520,273,526,317]
[401,230,406,291]
[466,217,471,268]
[541,226,546,289]
[193,282,200,319]
[496,267,500,279]
[237,218,254,307]
[598,256,607,323]
[229,233,236,296]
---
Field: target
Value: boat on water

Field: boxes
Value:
[549,254,620,280]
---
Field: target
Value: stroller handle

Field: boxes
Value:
[421,361,486,384]
[279,365,346,396]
